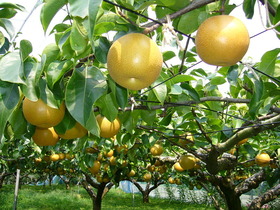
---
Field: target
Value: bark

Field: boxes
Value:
[0,172,13,189]
[200,182,224,210]
[235,170,266,196]
[102,182,114,199]
[131,179,165,203]
[142,0,216,32]
[218,114,280,153]
[204,175,242,210]
[82,172,113,210]
[219,184,242,210]
[93,182,107,210]
[248,184,280,210]
[48,175,53,186]
[81,180,96,200]
[59,176,72,190]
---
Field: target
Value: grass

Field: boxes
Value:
[0,185,214,210]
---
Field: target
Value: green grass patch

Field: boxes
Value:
[0,185,214,210]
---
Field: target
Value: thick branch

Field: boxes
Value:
[81,180,96,200]
[83,172,100,189]
[148,180,165,193]
[216,153,238,171]
[130,179,144,193]
[218,114,280,153]
[102,182,114,199]
[248,184,280,210]
[235,170,266,196]
[143,0,215,32]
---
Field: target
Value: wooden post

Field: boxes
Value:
[13,169,20,210]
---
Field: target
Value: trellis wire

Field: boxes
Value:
[103,0,193,39]
[139,121,280,139]
[103,0,280,136]
[104,0,279,94]
[134,98,254,124]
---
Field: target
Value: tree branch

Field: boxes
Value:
[81,180,96,200]
[248,183,280,210]
[143,0,216,33]
[235,170,266,196]
[218,114,280,153]
[192,108,213,144]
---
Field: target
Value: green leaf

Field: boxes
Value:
[96,93,118,121]
[0,37,10,54]
[58,28,75,59]
[275,60,280,77]
[121,110,140,134]
[249,77,264,118]
[178,9,205,34]
[152,76,167,104]
[180,83,200,101]
[70,18,88,55]
[0,18,14,39]
[140,110,156,125]
[163,51,176,61]
[171,75,196,84]
[210,76,227,85]
[0,52,24,84]
[0,81,19,139]
[41,43,60,71]
[46,60,73,88]
[94,36,110,63]
[115,83,128,109]
[9,107,27,139]
[0,31,4,47]
[243,0,256,19]
[156,0,190,10]
[226,65,239,84]
[259,48,280,77]
[69,0,89,18]
[54,110,76,135]
[38,78,63,108]
[159,112,172,126]
[155,6,174,19]
[20,40,32,62]
[65,66,107,136]
[0,8,17,19]
[88,0,103,50]
[40,0,67,32]
[94,22,115,36]
[21,58,41,100]
[0,3,24,11]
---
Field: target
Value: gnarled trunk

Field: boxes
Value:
[220,185,242,210]
[142,191,150,203]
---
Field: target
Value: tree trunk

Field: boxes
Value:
[142,191,150,203]
[0,175,4,189]
[220,185,242,210]
[48,175,52,186]
[93,182,106,210]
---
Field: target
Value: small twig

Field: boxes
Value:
[191,109,213,145]
[178,34,192,72]
[117,10,138,27]
[10,0,42,49]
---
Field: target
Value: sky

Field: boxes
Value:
[3,0,280,63]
